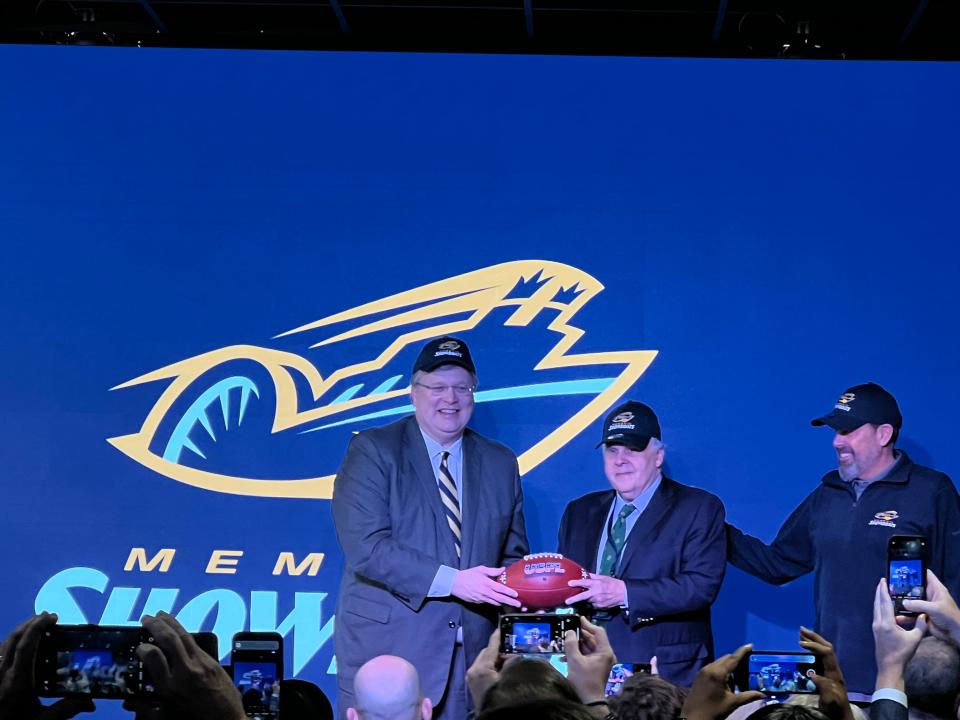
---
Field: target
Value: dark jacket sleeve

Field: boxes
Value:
[869,699,908,720]
[726,491,817,585]
[930,474,960,601]
[557,503,572,557]
[624,493,726,619]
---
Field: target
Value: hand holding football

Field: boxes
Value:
[499,553,588,609]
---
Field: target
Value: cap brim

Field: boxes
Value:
[596,436,652,452]
[417,358,476,375]
[811,413,865,432]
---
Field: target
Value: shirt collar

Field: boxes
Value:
[613,472,662,510]
[419,427,463,459]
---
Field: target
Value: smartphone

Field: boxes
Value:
[35,625,153,698]
[232,632,283,720]
[192,631,220,663]
[498,614,580,655]
[734,651,822,695]
[888,535,927,615]
[604,662,652,696]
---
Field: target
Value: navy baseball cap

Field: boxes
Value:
[596,401,662,452]
[412,336,476,375]
[811,382,903,432]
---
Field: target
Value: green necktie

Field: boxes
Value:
[598,503,636,576]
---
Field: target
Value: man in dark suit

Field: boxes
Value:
[332,336,528,719]
[558,401,726,686]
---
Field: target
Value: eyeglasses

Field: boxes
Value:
[413,381,476,397]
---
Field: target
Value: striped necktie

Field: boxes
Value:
[438,451,462,561]
[598,503,636,576]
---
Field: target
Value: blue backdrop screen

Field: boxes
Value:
[1,46,959,717]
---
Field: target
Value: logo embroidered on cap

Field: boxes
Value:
[435,340,464,358]
[835,392,856,411]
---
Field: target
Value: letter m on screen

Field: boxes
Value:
[273,552,325,577]
[124,548,176,573]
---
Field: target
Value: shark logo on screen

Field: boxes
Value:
[108,260,658,498]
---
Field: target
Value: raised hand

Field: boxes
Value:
[682,644,764,720]
[138,612,245,720]
[0,613,94,720]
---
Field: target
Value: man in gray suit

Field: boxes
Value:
[332,336,528,719]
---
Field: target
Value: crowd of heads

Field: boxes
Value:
[343,567,960,720]
[4,569,960,720]
[0,611,335,720]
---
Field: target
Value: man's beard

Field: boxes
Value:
[838,459,860,482]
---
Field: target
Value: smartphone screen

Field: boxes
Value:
[35,625,150,698]
[743,653,819,694]
[232,634,282,720]
[605,663,653,696]
[888,535,927,614]
[499,614,579,655]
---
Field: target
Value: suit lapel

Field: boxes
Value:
[460,430,482,566]
[584,492,616,573]
[616,477,676,574]
[402,419,458,565]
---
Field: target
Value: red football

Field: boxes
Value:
[499,553,588,609]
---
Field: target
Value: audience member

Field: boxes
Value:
[8,567,960,720]
[904,572,960,647]
[682,627,855,720]
[128,611,246,720]
[611,673,686,720]
[346,655,432,720]
[564,616,619,715]
[467,617,617,719]
[747,704,831,720]
[797,626,855,720]
[682,644,764,720]
[703,627,855,720]
[282,678,335,720]
[0,612,94,720]
[871,578,928,720]
[786,693,869,720]
[476,698,597,720]
[902,637,960,720]
[723,698,768,720]
[479,658,580,710]
[0,611,245,720]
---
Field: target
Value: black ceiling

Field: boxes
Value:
[1,0,957,60]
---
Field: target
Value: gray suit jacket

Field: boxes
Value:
[332,415,529,704]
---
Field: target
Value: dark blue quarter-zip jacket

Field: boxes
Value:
[727,452,960,695]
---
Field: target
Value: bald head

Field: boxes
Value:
[347,655,432,720]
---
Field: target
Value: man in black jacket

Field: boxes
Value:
[558,401,726,686]
[726,382,960,698]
